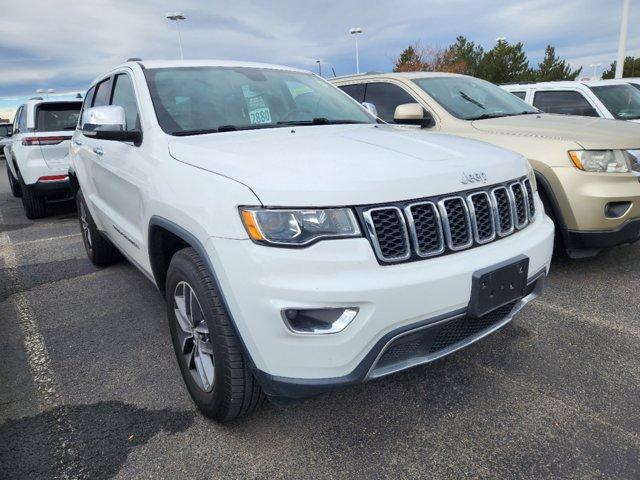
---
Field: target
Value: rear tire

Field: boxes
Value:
[6,161,21,197]
[166,247,265,422]
[18,175,46,219]
[76,189,121,266]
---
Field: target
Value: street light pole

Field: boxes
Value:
[615,0,630,79]
[166,12,186,60]
[349,27,363,74]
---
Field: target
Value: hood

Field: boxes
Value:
[168,124,529,206]
[471,114,640,150]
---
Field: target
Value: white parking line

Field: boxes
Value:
[0,209,82,480]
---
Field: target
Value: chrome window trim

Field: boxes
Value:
[362,206,411,262]
[509,182,529,229]
[467,191,496,244]
[404,201,445,257]
[437,196,473,251]
[490,186,515,237]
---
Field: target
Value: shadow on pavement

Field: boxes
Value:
[0,401,195,479]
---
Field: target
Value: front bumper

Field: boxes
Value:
[205,206,554,397]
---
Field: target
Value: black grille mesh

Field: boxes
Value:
[374,300,518,372]
[369,208,408,259]
[470,193,494,241]
[409,203,442,254]
[523,179,535,217]
[443,198,471,248]
[494,188,513,233]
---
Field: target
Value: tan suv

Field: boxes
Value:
[332,72,640,258]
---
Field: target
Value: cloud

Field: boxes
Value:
[0,0,636,109]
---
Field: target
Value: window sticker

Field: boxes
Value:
[242,85,272,124]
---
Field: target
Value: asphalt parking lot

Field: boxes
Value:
[0,158,639,479]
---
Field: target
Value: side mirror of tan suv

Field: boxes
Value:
[394,103,435,128]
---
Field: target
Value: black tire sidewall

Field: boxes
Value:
[166,251,228,414]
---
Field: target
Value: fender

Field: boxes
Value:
[147,215,258,371]
[534,171,568,242]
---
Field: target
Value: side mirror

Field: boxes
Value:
[5,129,12,138]
[82,106,141,145]
[393,103,435,128]
[361,102,378,117]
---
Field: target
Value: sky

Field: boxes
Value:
[1,0,637,121]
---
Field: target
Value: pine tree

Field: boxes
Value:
[445,36,484,76]
[477,40,534,84]
[535,46,582,81]
[602,56,640,79]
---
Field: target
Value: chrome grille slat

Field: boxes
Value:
[467,192,496,244]
[438,196,473,251]
[404,201,445,257]
[363,178,533,264]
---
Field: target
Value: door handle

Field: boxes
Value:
[73,139,83,146]
[93,146,104,156]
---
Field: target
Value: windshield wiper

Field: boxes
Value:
[173,128,219,136]
[466,113,510,120]
[276,118,367,126]
[459,91,486,110]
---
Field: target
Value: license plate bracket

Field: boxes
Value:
[468,255,529,318]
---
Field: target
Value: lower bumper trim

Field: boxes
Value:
[255,269,546,400]
[565,218,640,250]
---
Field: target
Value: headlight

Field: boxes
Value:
[240,207,361,246]
[568,150,635,173]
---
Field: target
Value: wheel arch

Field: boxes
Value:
[147,215,258,371]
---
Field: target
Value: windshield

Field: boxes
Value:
[589,84,640,120]
[35,103,81,132]
[0,125,10,137]
[412,76,538,120]
[144,67,374,135]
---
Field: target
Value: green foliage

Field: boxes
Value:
[602,56,640,79]
[393,38,583,84]
[535,45,582,81]
[445,36,484,76]
[477,40,534,84]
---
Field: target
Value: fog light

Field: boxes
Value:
[604,201,632,219]
[282,307,358,334]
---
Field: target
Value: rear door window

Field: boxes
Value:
[532,90,599,117]
[35,103,81,132]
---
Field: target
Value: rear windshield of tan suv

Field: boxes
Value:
[589,84,640,120]
[412,76,537,120]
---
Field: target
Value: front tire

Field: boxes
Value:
[6,161,21,197]
[76,189,121,266]
[166,247,265,422]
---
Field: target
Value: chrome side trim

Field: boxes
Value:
[362,206,411,262]
[467,191,496,244]
[366,270,546,381]
[437,196,473,251]
[404,201,445,258]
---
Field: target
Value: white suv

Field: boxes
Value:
[69,60,554,421]
[4,99,82,218]
[502,80,640,122]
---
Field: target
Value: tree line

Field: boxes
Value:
[394,36,583,84]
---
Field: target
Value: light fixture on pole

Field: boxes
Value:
[615,0,630,79]
[589,63,602,79]
[316,60,322,77]
[36,88,55,99]
[349,27,363,74]
[495,37,507,43]
[166,11,186,60]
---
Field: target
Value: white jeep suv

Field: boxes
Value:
[69,60,554,421]
[4,99,82,218]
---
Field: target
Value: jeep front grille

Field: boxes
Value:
[360,178,535,264]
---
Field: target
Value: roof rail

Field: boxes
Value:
[29,96,44,100]
[127,57,142,62]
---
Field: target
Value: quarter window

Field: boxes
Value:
[510,91,526,100]
[363,82,417,122]
[532,90,599,117]
[111,74,140,131]
[92,78,112,108]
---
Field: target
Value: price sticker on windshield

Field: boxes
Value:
[243,85,273,124]
[249,107,272,124]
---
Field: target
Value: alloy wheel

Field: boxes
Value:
[79,201,92,249]
[173,281,215,392]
